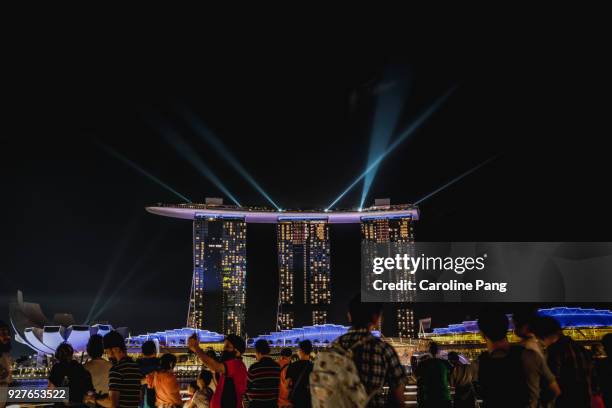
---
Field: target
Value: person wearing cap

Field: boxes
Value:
[188,333,247,408]
[86,331,143,408]
[0,320,12,408]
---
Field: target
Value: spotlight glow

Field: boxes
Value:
[180,108,281,210]
[414,156,497,205]
[158,126,241,206]
[360,67,409,209]
[96,142,191,203]
[85,217,140,324]
[89,230,164,322]
[326,87,455,210]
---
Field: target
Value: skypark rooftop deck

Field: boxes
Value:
[146,202,419,224]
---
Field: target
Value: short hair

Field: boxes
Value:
[533,316,562,339]
[298,340,312,355]
[55,342,74,364]
[601,333,612,356]
[429,341,439,356]
[142,340,156,356]
[103,331,126,351]
[447,351,459,362]
[512,309,538,332]
[478,310,509,342]
[254,339,271,355]
[160,353,177,370]
[225,334,246,355]
[0,320,8,330]
[198,369,213,386]
[86,334,104,359]
[280,347,292,358]
[205,349,218,361]
[188,381,199,391]
[348,294,383,328]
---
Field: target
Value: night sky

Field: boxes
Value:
[2,49,611,355]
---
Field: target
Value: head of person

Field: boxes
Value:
[602,333,612,357]
[429,341,439,357]
[197,369,213,390]
[254,339,271,361]
[86,334,105,359]
[222,334,246,361]
[160,353,177,371]
[55,342,74,364]
[205,348,218,361]
[512,309,538,339]
[141,340,157,358]
[0,320,11,353]
[591,342,605,358]
[348,294,383,330]
[297,340,312,360]
[478,310,510,348]
[280,347,292,361]
[103,331,127,362]
[188,381,199,396]
[534,316,562,346]
[447,351,460,365]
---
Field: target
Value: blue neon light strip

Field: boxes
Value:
[277,216,329,222]
[360,214,413,221]
[195,213,246,220]
[431,307,612,335]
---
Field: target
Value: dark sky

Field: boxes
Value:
[2,47,611,354]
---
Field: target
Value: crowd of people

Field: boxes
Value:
[1,299,612,408]
[414,310,612,408]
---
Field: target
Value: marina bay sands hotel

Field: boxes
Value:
[146,198,418,338]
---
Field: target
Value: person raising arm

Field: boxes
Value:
[188,333,247,408]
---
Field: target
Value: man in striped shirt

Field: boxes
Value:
[246,340,280,408]
[87,331,143,408]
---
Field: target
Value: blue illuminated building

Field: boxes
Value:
[430,307,612,335]
[126,328,225,351]
[248,323,381,347]
[538,307,612,328]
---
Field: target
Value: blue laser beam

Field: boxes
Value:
[157,125,241,206]
[414,156,498,205]
[96,142,192,203]
[85,216,140,324]
[326,87,456,210]
[180,108,281,210]
[89,229,164,322]
[360,68,410,209]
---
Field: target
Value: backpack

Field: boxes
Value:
[478,345,529,408]
[310,337,380,408]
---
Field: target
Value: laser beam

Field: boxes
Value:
[326,87,456,210]
[157,125,242,206]
[89,229,164,322]
[180,108,281,210]
[414,156,498,205]
[360,68,410,209]
[96,142,192,203]
[85,216,140,324]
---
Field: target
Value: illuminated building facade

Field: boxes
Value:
[361,198,416,338]
[190,213,247,336]
[147,199,418,335]
[423,307,612,361]
[397,307,415,338]
[277,219,331,330]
